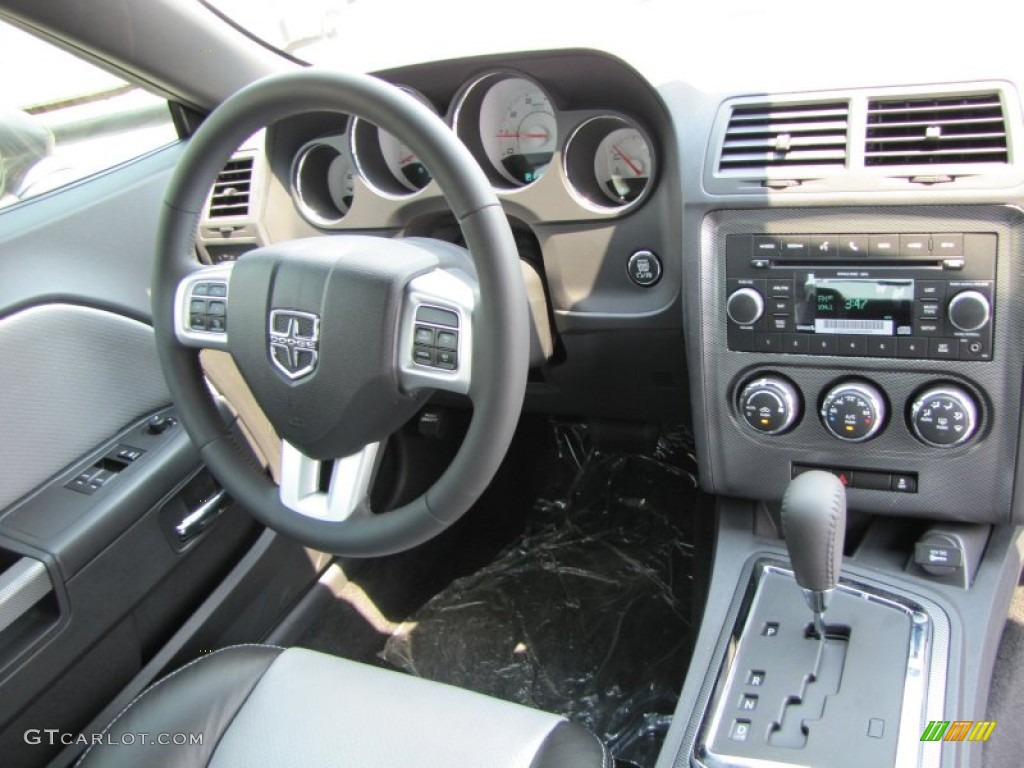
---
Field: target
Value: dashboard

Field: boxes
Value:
[196,47,1024,528]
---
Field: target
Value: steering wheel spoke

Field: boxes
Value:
[173,263,234,350]
[280,441,382,522]
[398,268,475,396]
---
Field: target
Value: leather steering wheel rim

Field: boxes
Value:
[151,69,529,556]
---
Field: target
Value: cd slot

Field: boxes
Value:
[773,260,943,270]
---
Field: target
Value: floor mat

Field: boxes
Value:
[381,423,704,767]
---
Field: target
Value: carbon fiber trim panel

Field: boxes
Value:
[696,206,1024,523]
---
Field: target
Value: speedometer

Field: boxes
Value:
[478,77,557,187]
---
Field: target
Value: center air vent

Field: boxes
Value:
[209,156,254,217]
[865,94,1008,166]
[718,101,849,173]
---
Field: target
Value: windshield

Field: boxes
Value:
[204,0,678,71]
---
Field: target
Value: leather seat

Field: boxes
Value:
[77,645,609,767]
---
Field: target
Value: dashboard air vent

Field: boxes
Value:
[209,156,254,217]
[865,94,1008,166]
[718,101,849,173]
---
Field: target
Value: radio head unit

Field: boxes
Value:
[725,233,996,361]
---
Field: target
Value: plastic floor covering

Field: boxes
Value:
[380,424,704,767]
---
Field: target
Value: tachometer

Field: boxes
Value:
[478,77,557,187]
[378,88,435,192]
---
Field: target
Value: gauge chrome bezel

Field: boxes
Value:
[290,133,354,228]
[562,114,657,214]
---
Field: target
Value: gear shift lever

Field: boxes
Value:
[781,470,847,638]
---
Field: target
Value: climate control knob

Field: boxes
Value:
[737,376,801,435]
[947,290,990,332]
[727,287,765,326]
[910,385,979,448]
[820,381,886,442]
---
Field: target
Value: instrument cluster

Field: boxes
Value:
[289,69,658,227]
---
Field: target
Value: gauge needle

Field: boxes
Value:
[495,132,549,139]
[612,144,643,175]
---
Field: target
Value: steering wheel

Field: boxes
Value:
[152,70,529,556]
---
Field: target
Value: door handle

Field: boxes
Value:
[174,489,229,543]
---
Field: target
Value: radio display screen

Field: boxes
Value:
[795,276,914,336]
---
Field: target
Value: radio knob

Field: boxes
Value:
[727,287,765,326]
[820,381,886,442]
[910,385,979,448]
[947,290,990,332]
[737,376,801,435]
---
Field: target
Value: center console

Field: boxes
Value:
[693,206,1024,524]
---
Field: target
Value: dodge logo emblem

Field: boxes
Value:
[269,309,320,380]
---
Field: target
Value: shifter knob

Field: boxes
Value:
[781,470,846,628]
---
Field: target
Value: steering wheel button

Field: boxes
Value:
[208,316,226,333]
[189,299,207,314]
[436,349,458,369]
[413,345,435,365]
[208,301,226,317]
[436,331,458,349]
[414,326,434,346]
[190,313,207,331]
[207,282,228,297]
[192,283,210,296]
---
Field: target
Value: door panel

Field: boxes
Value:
[0,141,268,767]
[0,304,169,509]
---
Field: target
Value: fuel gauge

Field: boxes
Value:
[564,115,655,211]
[595,127,651,204]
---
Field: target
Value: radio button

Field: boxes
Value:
[752,236,782,256]
[918,302,941,320]
[808,336,838,355]
[929,339,959,360]
[769,280,793,299]
[837,336,867,356]
[900,234,931,257]
[933,233,964,257]
[779,236,808,257]
[768,316,791,332]
[839,235,869,257]
[754,333,782,352]
[942,259,965,271]
[869,235,900,257]
[918,281,946,301]
[915,321,943,336]
[784,334,809,354]
[750,259,770,269]
[898,338,929,359]
[770,299,792,315]
[867,337,898,357]
[808,235,839,257]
